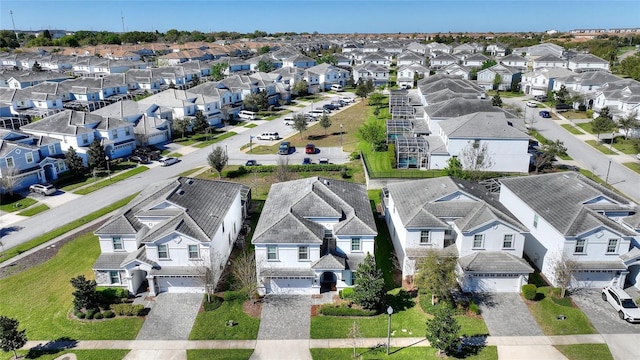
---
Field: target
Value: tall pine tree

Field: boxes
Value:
[353,253,385,311]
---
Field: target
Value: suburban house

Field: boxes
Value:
[383,177,533,292]
[532,54,568,71]
[499,172,640,289]
[397,51,427,67]
[352,63,389,86]
[486,44,507,57]
[521,68,575,96]
[438,63,472,80]
[498,54,528,71]
[592,78,640,121]
[0,129,67,193]
[304,63,350,90]
[430,53,459,70]
[568,53,610,73]
[463,53,491,69]
[7,72,72,89]
[396,63,430,89]
[282,54,317,69]
[476,64,521,91]
[93,177,251,295]
[252,177,377,295]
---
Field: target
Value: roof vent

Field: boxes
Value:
[562,174,570,179]
[324,180,330,186]
[177,189,185,195]
[441,183,447,188]
[187,179,194,185]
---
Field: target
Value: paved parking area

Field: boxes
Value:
[476,293,543,336]
[136,293,203,340]
[257,295,311,340]
[571,289,640,334]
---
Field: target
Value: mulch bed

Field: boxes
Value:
[243,299,262,318]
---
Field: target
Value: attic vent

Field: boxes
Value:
[576,183,584,188]
[562,174,570,179]
[177,189,185,195]
[441,183,447,188]
[507,121,513,127]
[323,180,330,186]
[187,179,194,185]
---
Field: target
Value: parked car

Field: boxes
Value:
[539,110,551,118]
[323,104,338,111]
[602,286,640,322]
[318,158,329,164]
[238,110,258,120]
[340,96,354,103]
[534,95,548,102]
[128,155,149,164]
[555,103,573,112]
[29,183,56,196]
[159,157,180,166]
[283,117,294,126]
[526,100,538,108]
[278,141,291,155]
[245,160,259,166]
[305,143,316,154]
[257,132,280,140]
[331,84,344,91]
[302,158,312,165]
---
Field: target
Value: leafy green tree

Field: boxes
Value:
[443,157,466,179]
[259,45,271,54]
[319,114,332,135]
[292,80,309,96]
[87,139,107,170]
[317,54,337,65]
[192,110,208,134]
[619,53,640,81]
[292,114,308,139]
[357,121,386,150]
[257,60,275,73]
[207,146,228,178]
[355,80,373,98]
[70,275,100,311]
[492,73,502,90]
[532,140,567,173]
[425,305,461,356]
[415,250,457,304]
[172,118,189,139]
[617,111,639,140]
[491,92,503,107]
[64,146,87,177]
[481,59,497,69]
[469,68,478,80]
[0,316,27,360]
[592,107,616,141]
[554,85,569,104]
[191,74,200,86]
[368,92,385,108]
[243,91,269,111]
[31,61,43,72]
[210,63,228,81]
[353,253,385,311]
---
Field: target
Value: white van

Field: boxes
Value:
[331,84,343,92]
[238,110,258,120]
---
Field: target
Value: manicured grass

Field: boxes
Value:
[0,194,137,263]
[73,166,149,195]
[612,138,640,154]
[560,111,590,120]
[526,287,596,335]
[487,90,522,98]
[623,162,640,174]
[166,152,183,157]
[578,169,612,189]
[244,123,258,128]
[189,300,260,340]
[373,213,400,290]
[561,124,585,135]
[0,196,37,213]
[554,344,614,360]
[310,346,498,360]
[0,233,144,340]
[585,140,617,155]
[16,203,50,216]
[187,349,254,360]
[178,167,204,177]
[4,349,130,360]
[576,122,595,134]
[193,131,238,148]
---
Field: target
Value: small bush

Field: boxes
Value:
[578,104,587,111]
[203,295,224,311]
[586,109,594,118]
[94,312,104,320]
[111,303,145,316]
[319,304,377,316]
[85,309,97,319]
[522,284,537,301]
[97,287,129,304]
[340,288,355,299]
[76,312,86,319]
[349,152,361,160]
[223,290,249,302]
[468,300,480,315]
[340,167,348,178]
[103,310,115,318]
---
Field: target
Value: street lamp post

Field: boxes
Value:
[386,306,393,355]
[105,156,111,181]
[605,159,612,184]
[609,132,615,153]
[340,123,343,148]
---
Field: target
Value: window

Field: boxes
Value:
[228,233,232,246]
[125,127,131,136]
[25,152,34,164]
[111,130,118,139]
[48,144,55,154]
[157,244,169,259]
[112,236,123,251]
[574,239,586,254]
[222,222,225,232]
[533,214,539,228]
[324,228,333,239]
[298,246,309,261]
[267,245,278,261]
[503,234,514,248]
[109,271,120,284]
[351,272,356,285]
[606,239,618,253]
[351,238,362,252]
[420,230,431,244]
[473,234,484,249]
[82,134,88,144]
[6,157,14,167]
[188,245,199,259]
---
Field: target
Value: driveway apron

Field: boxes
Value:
[136,293,202,340]
[476,293,544,336]
[571,289,640,335]
[257,295,312,340]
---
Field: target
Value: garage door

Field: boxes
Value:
[268,278,313,295]
[572,271,615,288]
[462,276,521,293]
[156,277,204,293]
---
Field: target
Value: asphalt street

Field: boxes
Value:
[0,94,354,252]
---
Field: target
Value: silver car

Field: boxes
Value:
[160,157,180,166]
[602,286,640,322]
[29,183,57,195]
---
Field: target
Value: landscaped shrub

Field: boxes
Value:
[578,104,587,111]
[227,164,351,178]
[388,143,396,168]
[340,288,355,299]
[349,152,361,160]
[111,303,146,316]
[76,312,86,319]
[586,109,594,118]
[97,287,129,304]
[103,310,115,318]
[319,304,377,316]
[468,300,480,315]
[94,312,104,319]
[223,290,249,302]
[522,284,537,301]
[85,309,97,319]
[203,295,224,311]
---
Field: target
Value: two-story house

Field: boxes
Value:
[568,54,610,73]
[476,64,521,91]
[499,172,639,289]
[93,177,251,295]
[383,177,532,292]
[252,177,377,295]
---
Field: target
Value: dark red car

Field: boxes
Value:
[305,144,316,154]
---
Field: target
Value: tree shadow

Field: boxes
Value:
[0,225,24,238]
[451,335,488,359]
[307,134,328,141]
[26,337,78,359]
[386,289,416,311]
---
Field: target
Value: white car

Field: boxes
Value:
[526,100,538,108]
[159,157,180,166]
[340,96,354,103]
[602,286,640,322]
[256,132,280,141]
[29,183,57,195]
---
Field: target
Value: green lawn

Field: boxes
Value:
[189,300,260,340]
[487,90,522,98]
[0,233,144,340]
[576,122,595,134]
[310,346,498,360]
[623,162,640,174]
[585,140,617,155]
[193,131,238,148]
[526,287,596,335]
[560,111,590,120]
[2,349,130,360]
[178,167,205,177]
[244,123,258,128]
[561,124,585,135]
[612,138,640,154]
[0,194,137,265]
[73,166,149,195]
[16,203,50,216]
[0,196,37,213]
[187,349,254,360]
[554,344,614,360]
[167,152,183,157]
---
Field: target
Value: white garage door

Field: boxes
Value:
[572,271,616,288]
[268,278,313,295]
[156,277,204,293]
[462,276,521,293]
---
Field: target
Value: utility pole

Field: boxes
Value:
[10,10,18,40]
[121,11,126,33]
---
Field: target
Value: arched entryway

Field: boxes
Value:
[42,163,56,182]
[320,272,336,293]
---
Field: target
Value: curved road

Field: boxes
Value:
[1,94,355,252]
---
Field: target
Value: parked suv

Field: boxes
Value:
[602,286,640,322]
[534,95,548,102]
[555,103,573,112]
[29,183,56,196]
[278,141,291,155]
[257,132,280,140]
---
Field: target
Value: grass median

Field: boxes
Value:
[73,166,149,195]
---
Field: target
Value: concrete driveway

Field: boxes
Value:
[256,295,312,340]
[136,293,203,340]
[571,289,640,334]
[476,293,543,336]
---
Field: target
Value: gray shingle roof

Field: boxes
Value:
[439,112,529,139]
[260,268,316,277]
[93,253,129,270]
[458,252,533,273]
[311,253,346,270]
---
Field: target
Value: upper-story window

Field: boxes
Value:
[473,234,484,249]
[351,238,362,252]
[267,245,278,261]
[420,230,431,244]
[112,236,123,251]
[298,246,309,261]
[606,239,618,254]
[533,214,539,228]
[157,244,169,259]
[574,239,586,254]
[5,157,14,167]
[82,134,89,144]
[48,144,56,154]
[25,152,34,164]
[188,245,200,259]
[503,234,514,249]
[111,130,118,139]
[125,127,131,136]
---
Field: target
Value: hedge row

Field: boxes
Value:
[111,303,145,316]
[339,288,354,299]
[226,164,349,178]
[319,304,377,316]
[223,290,249,302]
[74,309,115,320]
[97,287,130,303]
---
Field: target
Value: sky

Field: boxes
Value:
[1,0,639,34]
